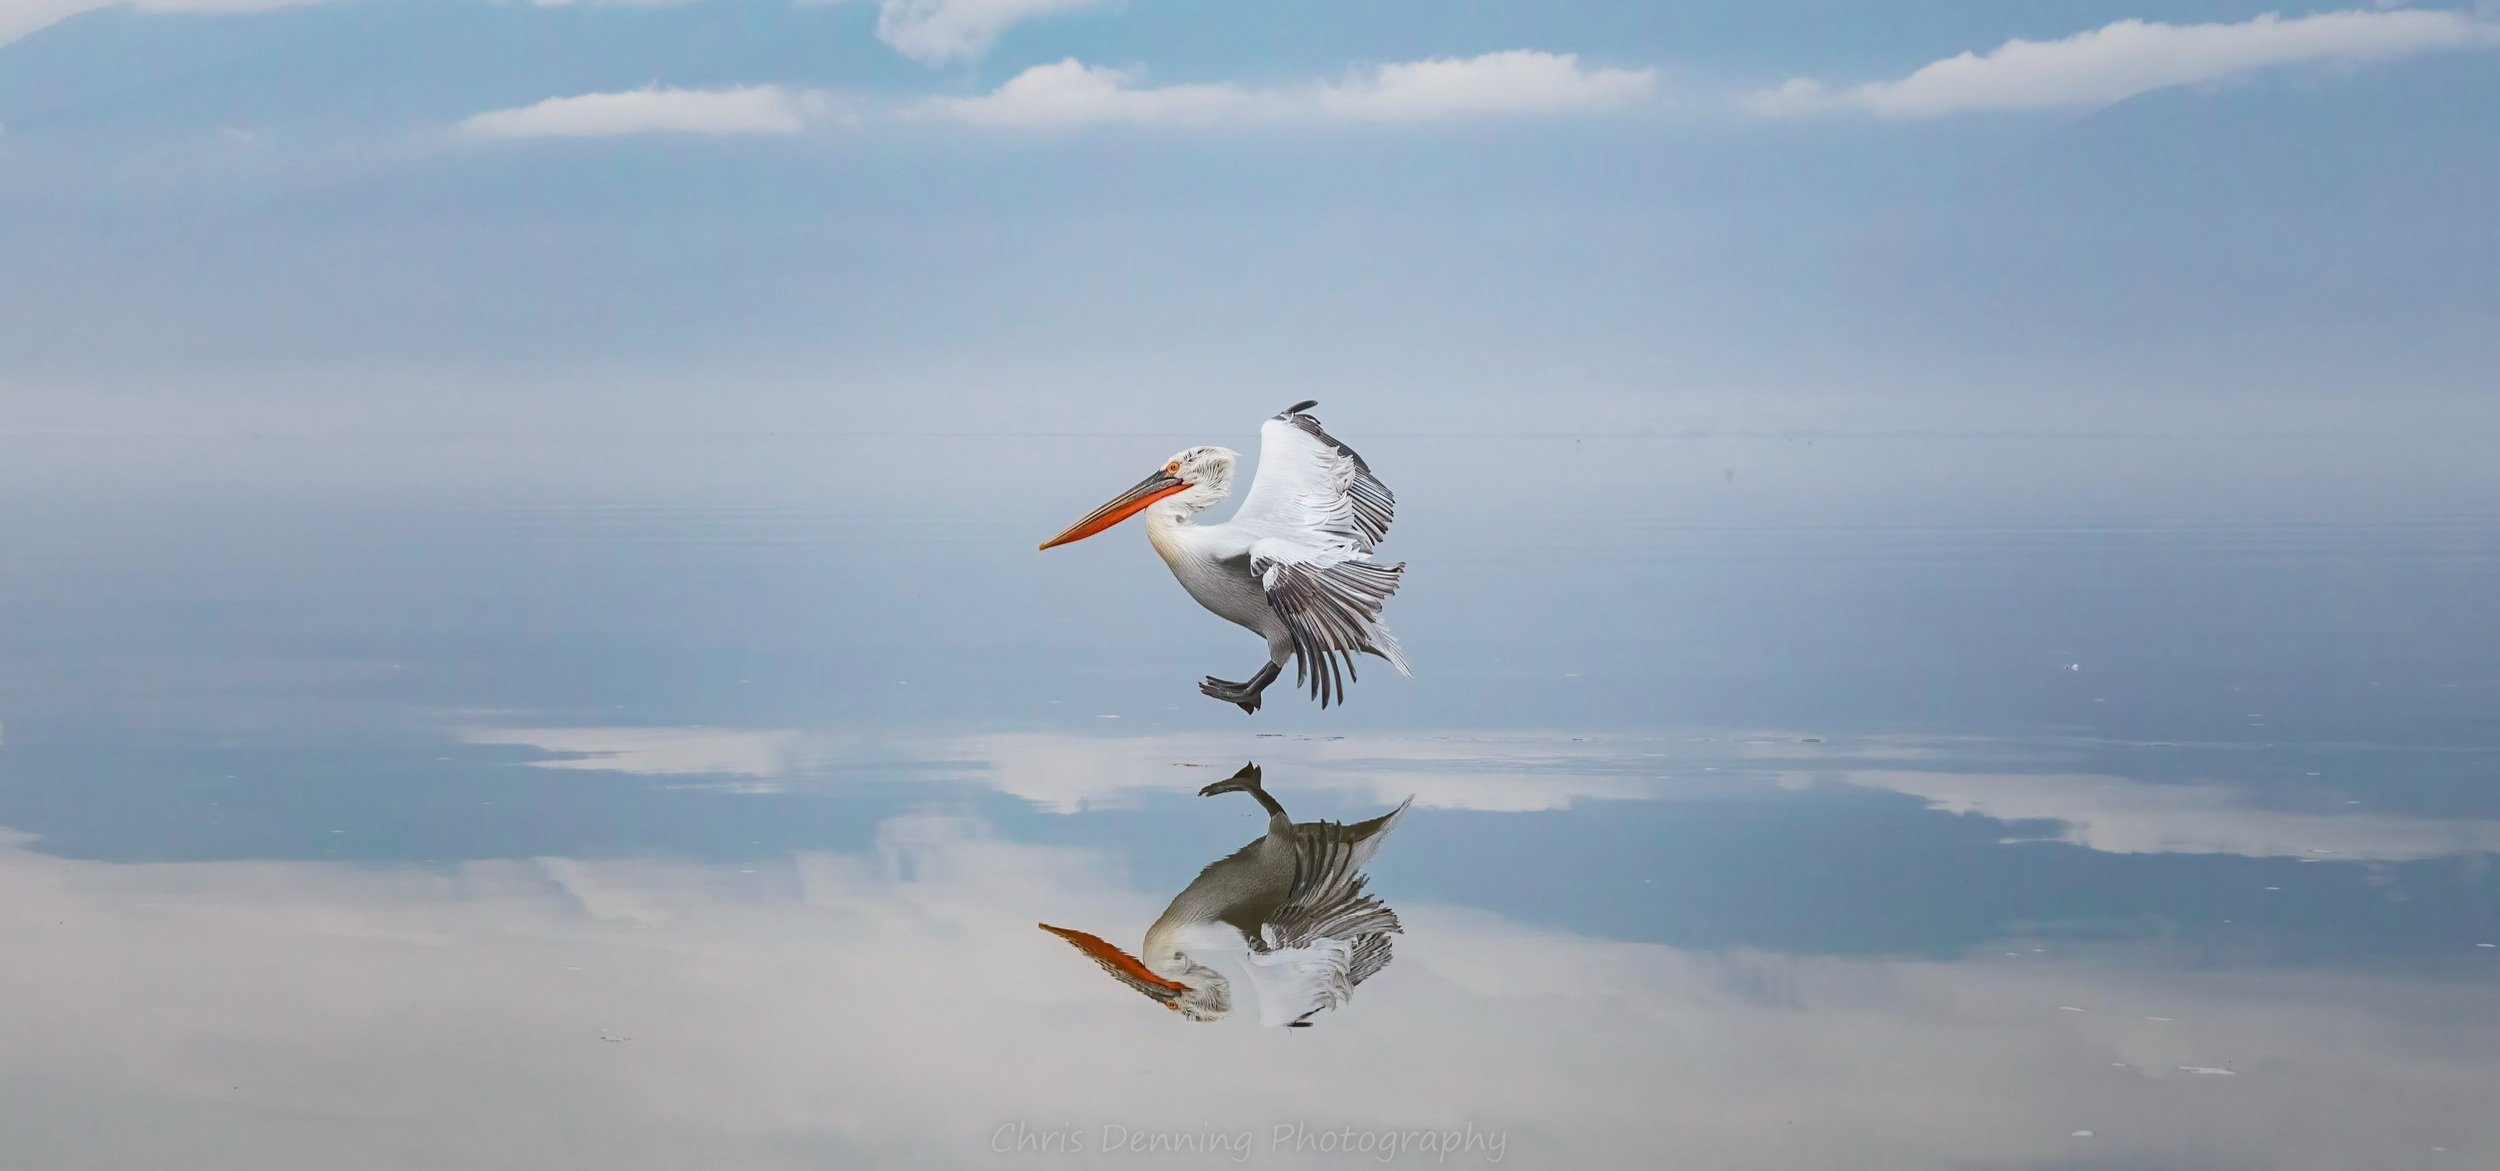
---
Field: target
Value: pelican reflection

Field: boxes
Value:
[1040,764,1408,1027]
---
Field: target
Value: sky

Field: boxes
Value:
[1,1,2495,434]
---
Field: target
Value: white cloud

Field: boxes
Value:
[457,85,837,139]
[454,723,2500,859]
[1312,49,1662,122]
[927,58,1265,127]
[460,725,810,779]
[452,723,1679,811]
[870,0,1102,66]
[1845,768,2500,861]
[0,0,320,50]
[1744,8,2500,118]
[3,821,2496,1169]
[951,730,1683,812]
[925,50,1659,129]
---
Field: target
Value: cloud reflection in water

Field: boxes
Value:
[0,812,2494,1169]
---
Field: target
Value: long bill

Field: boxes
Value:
[1038,922,1188,1010]
[1038,470,1186,550]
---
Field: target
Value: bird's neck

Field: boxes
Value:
[1141,917,1191,977]
[1143,500,1200,566]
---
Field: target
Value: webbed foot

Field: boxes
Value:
[1199,676,1264,714]
[1197,661,1283,715]
[1197,763,1264,799]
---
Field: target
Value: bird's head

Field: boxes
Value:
[1038,922,1233,1021]
[1038,446,1237,550]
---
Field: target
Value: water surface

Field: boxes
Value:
[1,431,2495,1169]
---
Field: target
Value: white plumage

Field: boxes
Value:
[1039,765,1408,1027]
[1039,400,1410,712]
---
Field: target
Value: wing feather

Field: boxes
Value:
[1242,799,1410,1026]
[1232,404,1395,553]
[1253,542,1410,709]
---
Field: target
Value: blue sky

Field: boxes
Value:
[2,1,2495,433]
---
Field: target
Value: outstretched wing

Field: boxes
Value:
[1231,401,1395,554]
[1253,540,1410,708]
[1241,935,1378,1028]
[1243,799,1411,1026]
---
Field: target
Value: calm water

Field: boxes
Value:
[2,430,2496,1169]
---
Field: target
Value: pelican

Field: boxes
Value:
[1039,764,1408,1027]
[1038,400,1408,712]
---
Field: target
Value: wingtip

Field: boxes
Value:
[1367,628,1413,678]
[1364,794,1415,841]
[1280,399,1319,417]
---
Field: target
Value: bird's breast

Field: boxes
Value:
[1149,525,1272,633]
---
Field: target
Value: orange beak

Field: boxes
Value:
[1038,922,1190,1006]
[1039,470,1188,551]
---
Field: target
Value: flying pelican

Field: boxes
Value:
[1038,400,1408,713]
[1038,764,1408,1027]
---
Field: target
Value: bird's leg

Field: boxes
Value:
[1198,762,1291,825]
[1197,660,1282,715]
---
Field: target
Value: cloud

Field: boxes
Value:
[0,0,321,50]
[458,721,2500,859]
[1744,8,2499,118]
[453,724,1677,811]
[869,0,1102,66]
[457,85,837,140]
[449,53,1655,141]
[1844,768,2500,861]
[924,50,1659,129]
[3,821,2497,1169]
[928,58,1262,127]
[460,725,810,779]
[1312,49,1662,121]
[951,730,1686,812]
